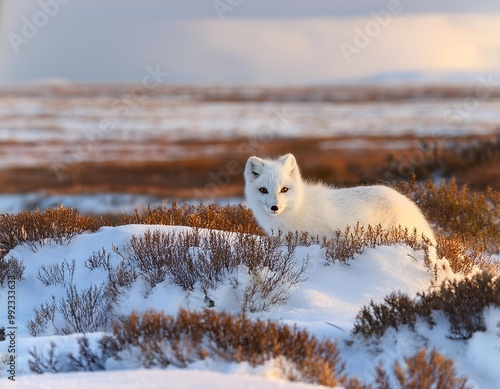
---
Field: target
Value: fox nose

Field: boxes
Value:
[271,205,279,212]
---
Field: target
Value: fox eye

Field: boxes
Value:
[280,187,289,193]
[259,187,268,194]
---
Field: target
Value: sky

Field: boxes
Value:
[0,0,499,85]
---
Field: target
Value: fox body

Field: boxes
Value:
[244,154,436,244]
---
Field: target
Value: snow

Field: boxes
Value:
[1,90,500,168]
[14,368,326,389]
[0,223,499,388]
[0,193,165,215]
[0,193,240,214]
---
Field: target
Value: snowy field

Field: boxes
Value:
[0,193,166,214]
[1,224,499,388]
[1,84,499,387]
[0,84,499,168]
[0,193,240,214]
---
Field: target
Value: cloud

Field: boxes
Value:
[167,14,500,84]
[0,1,499,84]
[336,14,500,78]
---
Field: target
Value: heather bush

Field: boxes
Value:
[353,292,420,339]
[57,283,113,335]
[122,228,308,310]
[84,248,113,271]
[26,249,131,336]
[37,259,76,287]
[123,229,179,293]
[322,223,432,266]
[27,283,113,336]
[373,348,471,389]
[0,256,25,287]
[398,177,499,253]
[119,201,262,234]
[27,296,57,337]
[29,309,348,384]
[0,206,99,258]
[28,335,116,374]
[86,248,138,296]
[393,349,470,389]
[27,310,472,388]
[66,335,116,372]
[111,309,349,387]
[28,342,61,374]
[232,232,308,312]
[423,271,500,339]
[436,234,499,276]
[196,229,237,293]
[353,271,500,340]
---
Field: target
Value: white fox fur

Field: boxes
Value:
[244,154,436,245]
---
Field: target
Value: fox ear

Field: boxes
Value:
[279,153,298,174]
[245,156,264,181]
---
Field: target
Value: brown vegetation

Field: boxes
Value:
[322,223,433,266]
[392,349,470,389]
[0,206,99,259]
[27,308,472,388]
[119,201,262,234]
[0,175,495,387]
[122,228,308,311]
[0,134,498,199]
[352,271,500,340]
[398,177,500,253]
[112,309,348,386]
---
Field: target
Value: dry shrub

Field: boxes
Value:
[85,248,138,302]
[393,349,470,389]
[37,258,76,287]
[119,202,262,234]
[353,271,500,340]
[196,229,236,292]
[233,232,308,312]
[322,223,432,267]
[123,228,308,310]
[27,296,57,337]
[112,308,348,387]
[436,234,499,276]
[425,271,500,340]
[28,335,116,374]
[123,228,217,293]
[0,256,25,287]
[28,283,113,336]
[28,342,61,374]
[0,205,100,257]
[124,230,181,292]
[67,335,116,372]
[84,248,112,271]
[57,283,113,335]
[398,177,499,253]
[353,292,421,339]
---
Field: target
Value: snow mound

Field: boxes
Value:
[14,368,326,389]
[1,224,498,387]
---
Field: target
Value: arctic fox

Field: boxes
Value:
[244,154,436,245]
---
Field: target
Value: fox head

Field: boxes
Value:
[244,153,303,216]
